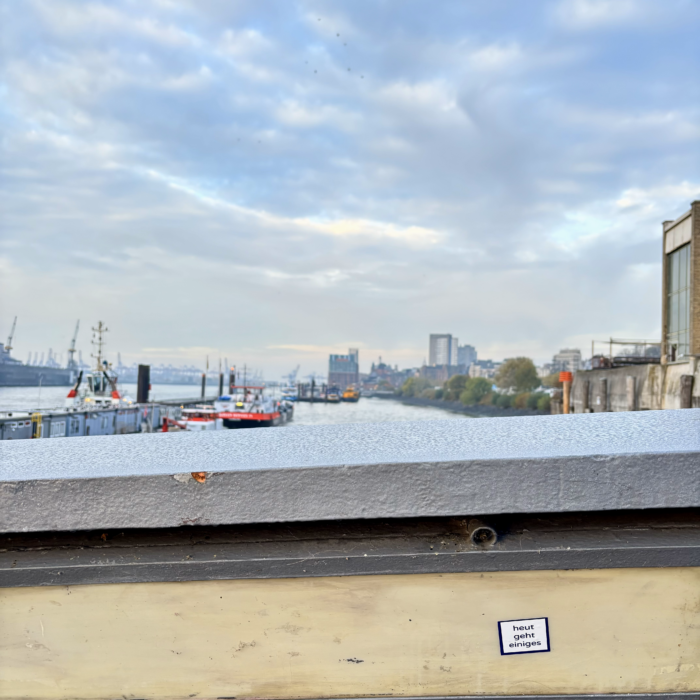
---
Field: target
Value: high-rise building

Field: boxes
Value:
[551,348,582,374]
[328,349,360,390]
[451,337,459,367]
[429,334,457,366]
[429,334,465,366]
[457,344,477,367]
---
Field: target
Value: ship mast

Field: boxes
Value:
[91,321,109,371]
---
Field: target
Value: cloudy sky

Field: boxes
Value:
[2,0,699,377]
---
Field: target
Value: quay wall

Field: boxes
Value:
[568,358,700,413]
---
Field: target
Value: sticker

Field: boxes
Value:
[498,617,550,655]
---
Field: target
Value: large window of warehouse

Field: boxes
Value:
[667,242,691,360]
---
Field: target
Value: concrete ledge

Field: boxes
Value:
[1,410,699,533]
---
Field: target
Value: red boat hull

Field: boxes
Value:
[219,411,281,429]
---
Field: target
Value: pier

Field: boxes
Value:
[0,394,220,440]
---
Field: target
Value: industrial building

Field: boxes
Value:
[570,202,699,411]
[328,348,359,390]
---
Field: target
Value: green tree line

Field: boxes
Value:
[398,357,553,412]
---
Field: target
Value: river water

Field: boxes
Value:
[0,384,469,425]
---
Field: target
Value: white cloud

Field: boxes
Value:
[31,0,200,47]
[161,65,215,91]
[616,182,700,210]
[275,100,360,130]
[2,0,698,375]
[554,0,652,30]
[559,107,700,142]
[468,42,524,71]
[297,217,441,247]
[218,28,271,57]
[376,80,461,116]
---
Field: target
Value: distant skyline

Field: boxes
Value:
[2,0,699,377]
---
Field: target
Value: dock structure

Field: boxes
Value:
[1,410,699,698]
[296,380,330,401]
[0,395,220,440]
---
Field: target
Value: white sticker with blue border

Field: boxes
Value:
[498,617,550,655]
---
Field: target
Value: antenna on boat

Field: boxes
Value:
[91,321,109,370]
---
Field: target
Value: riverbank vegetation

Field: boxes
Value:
[397,357,552,413]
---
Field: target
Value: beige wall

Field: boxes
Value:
[1,568,699,699]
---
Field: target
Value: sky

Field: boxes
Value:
[1,0,699,378]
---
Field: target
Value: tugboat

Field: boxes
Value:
[65,322,133,409]
[326,385,341,403]
[341,385,360,402]
[215,385,282,428]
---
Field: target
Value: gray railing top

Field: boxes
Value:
[1,410,698,533]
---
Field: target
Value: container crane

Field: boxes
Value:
[67,320,80,369]
[284,365,300,385]
[4,316,17,353]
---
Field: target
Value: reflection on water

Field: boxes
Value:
[291,397,468,425]
[0,384,468,424]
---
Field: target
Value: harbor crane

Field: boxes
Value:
[4,316,17,353]
[284,365,300,385]
[67,320,80,369]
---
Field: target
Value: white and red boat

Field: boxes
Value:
[65,322,133,409]
[215,385,283,428]
[175,406,223,431]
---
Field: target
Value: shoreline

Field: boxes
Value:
[369,393,544,417]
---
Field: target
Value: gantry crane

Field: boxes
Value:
[284,365,301,385]
[67,320,80,369]
[4,316,17,353]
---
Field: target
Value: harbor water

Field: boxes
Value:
[0,384,469,425]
